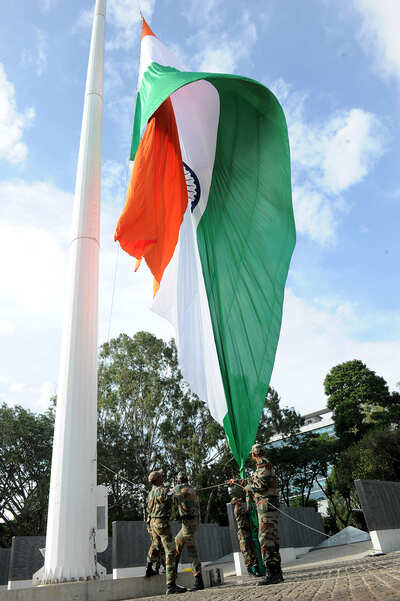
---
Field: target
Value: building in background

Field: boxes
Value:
[268,408,335,514]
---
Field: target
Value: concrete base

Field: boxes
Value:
[371,529,400,553]
[233,546,313,575]
[0,568,222,601]
[7,582,32,591]
[112,567,144,579]
[233,552,246,576]
[112,562,191,580]
[32,564,107,588]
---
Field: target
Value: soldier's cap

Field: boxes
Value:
[251,443,265,457]
[228,485,243,500]
[177,471,188,483]
[148,469,163,484]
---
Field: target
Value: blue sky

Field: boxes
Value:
[0,0,399,415]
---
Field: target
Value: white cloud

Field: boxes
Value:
[0,180,72,239]
[271,289,400,413]
[292,184,337,246]
[321,109,384,194]
[272,79,386,245]
[0,378,55,413]
[353,0,400,82]
[191,9,257,73]
[0,175,173,411]
[182,0,223,26]
[0,321,15,336]
[0,223,67,318]
[21,29,48,77]
[0,181,72,322]
[37,381,56,412]
[0,63,35,163]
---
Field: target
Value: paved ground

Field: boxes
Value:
[124,548,400,601]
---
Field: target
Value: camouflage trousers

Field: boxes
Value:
[147,523,166,570]
[237,528,257,568]
[175,517,201,577]
[256,497,281,569]
[147,518,176,585]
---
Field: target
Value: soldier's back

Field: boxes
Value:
[148,485,173,519]
[173,484,199,519]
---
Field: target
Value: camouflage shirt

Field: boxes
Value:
[233,502,251,531]
[241,457,279,502]
[173,483,200,519]
[147,484,174,519]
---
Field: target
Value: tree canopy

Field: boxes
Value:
[0,403,54,546]
[97,331,227,523]
[324,359,391,443]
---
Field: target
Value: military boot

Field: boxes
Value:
[271,564,284,583]
[189,573,204,591]
[166,581,187,595]
[145,562,157,577]
[256,564,283,586]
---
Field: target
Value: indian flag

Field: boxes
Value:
[115,18,296,471]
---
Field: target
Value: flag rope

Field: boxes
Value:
[106,159,132,343]
[100,464,330,538]
[232,482,330,538]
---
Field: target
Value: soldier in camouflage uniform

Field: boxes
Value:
[228,443,283,586]
[146,470,186,595]
[145,518,165,575]
[229,486,262,577]
[173,472,204,591]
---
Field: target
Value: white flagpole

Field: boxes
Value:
[43,0,106,583]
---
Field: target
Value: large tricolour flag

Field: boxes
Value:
[115,18,296,472]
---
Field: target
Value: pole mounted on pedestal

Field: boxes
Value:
[43,0,106,583]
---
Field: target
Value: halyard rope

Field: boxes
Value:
[232,481,330,538]
[100,464,330,538]
[106,159,132,343]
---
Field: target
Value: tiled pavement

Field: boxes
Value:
[125,552,400,601]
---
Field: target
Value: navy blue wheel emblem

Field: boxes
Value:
[183,162,201,212]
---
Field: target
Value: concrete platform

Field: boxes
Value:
[0,568,223,601]
[285,539,374,569]
[107,548,400,601]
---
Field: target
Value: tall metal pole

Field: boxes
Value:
[43,0,106,583]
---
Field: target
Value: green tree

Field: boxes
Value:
[97,331,226,524]
[321,427,400,532]
[254,388,338,507]
[266,433,339,507]
[0,403,54,546]
[324,359,391,445]
[256,387,304,444]
[385,391,400,427]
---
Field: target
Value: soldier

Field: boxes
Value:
[229,485,262,577]
[173,472,204,591]
[145,518,165,576]
[227,443,283,586]
[146,469,186,595]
